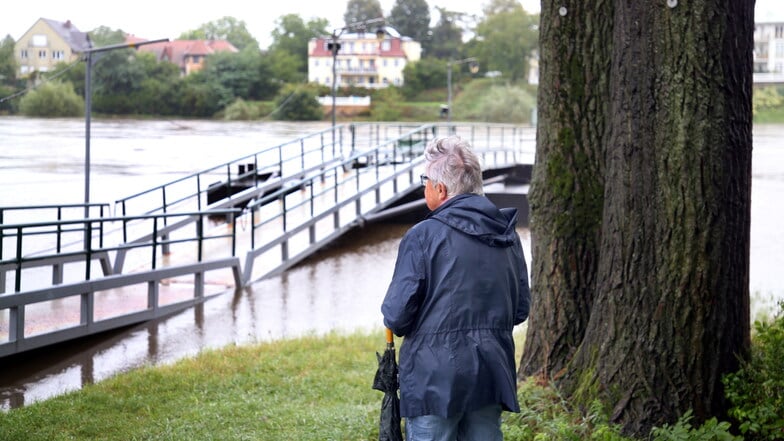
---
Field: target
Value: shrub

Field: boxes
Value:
[650,410,742,441]
[723,301,784,440]
[19,81,84,117]
[223,98,260,120]
[273,84,322,121]
[456,80,535,123]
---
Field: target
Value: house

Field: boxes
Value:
[128,37,238,76]
[14,18,91,76]
[307,27,421,89]
[754,22,784,73]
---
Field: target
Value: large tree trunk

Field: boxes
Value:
[521,0,612,380]
[522,0,753,435]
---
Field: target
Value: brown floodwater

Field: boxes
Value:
[0,117,781,410]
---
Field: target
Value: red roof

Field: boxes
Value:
[126,36,238,67]
[310,35,407,58]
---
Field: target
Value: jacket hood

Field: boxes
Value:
[428,193,519,247]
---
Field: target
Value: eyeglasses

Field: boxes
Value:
[420,174,430,186]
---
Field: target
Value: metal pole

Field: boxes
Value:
[81,38,168,219]
[84,51,92,218]
[331,33,338,147]
[447,61,453,124]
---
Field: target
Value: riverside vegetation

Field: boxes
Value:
[1,302,782,441]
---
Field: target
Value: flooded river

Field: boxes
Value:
[0,117,782,409]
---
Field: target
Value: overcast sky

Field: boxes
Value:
[1,0,781,50]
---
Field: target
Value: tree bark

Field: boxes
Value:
[521,0,753,435]
[521,1,612,379]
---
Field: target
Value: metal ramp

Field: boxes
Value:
[0,122,533,357]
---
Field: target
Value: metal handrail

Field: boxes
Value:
[0,209,241,294]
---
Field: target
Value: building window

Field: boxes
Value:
[776,26,784,38]
[52,50,65,60]
[38,50,47,59]
[777,42,784,58]
[20,49,28,59]
[192,55,201,63]
[383,59,388,67]
[382,41,391,51]
[32,34,47,46]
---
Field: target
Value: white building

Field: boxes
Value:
[308,29,421,89]
[754,21,784,74]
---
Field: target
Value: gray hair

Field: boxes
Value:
[424,136,484,198]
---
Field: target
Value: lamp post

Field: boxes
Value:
[446,57,479,123]
[82,38,168,217]
[328,18,386,140]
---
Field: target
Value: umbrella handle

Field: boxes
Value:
[385,328,394,345]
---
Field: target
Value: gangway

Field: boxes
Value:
[0,122,533,357]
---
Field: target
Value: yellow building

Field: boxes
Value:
[14,18,91,76]
[308,27,421,89]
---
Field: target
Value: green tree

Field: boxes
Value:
[269,14,329,79]
[199,50,261,103]
[343,0,384,27]
[426,7,465,59]
[129,52,183,115]
[178,71,229,117]
[88,26,125,46]
[179,17,259,51]
[388,0,430,41]
[471,1,537,82]
[268,50,305,84]
[273,84,322,121]
[401,57,446,99]
[90,47,148,114]
[0,35,17,86]
[521,0,753,436]
[19,81,84,117]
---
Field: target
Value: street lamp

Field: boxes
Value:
[328,18,386,138]
[82,38,168,217]
[446,57,479,123]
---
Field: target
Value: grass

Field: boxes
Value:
[0,330,533,441]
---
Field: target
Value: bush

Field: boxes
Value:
[455,79,535,123]
[273,85,322,121]
[650,410,742,441]
[19,81,84,117]
[369,87,403,121]
[223,98,260,120]
[723,301,784,440]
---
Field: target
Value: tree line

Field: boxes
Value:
[0,0,539,119]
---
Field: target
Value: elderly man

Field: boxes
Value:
[381,135,531,441]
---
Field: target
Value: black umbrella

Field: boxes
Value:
[373,328,403,441]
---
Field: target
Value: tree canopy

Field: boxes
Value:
[470,1,537,82]
[343,0,384,28]
[179,17,259,51]
[388,0,430,42]
[269,14,329,81]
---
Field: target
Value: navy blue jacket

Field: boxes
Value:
[381,193,530,418]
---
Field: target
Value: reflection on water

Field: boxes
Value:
[0,118,782,409]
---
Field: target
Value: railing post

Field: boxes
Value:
[197,215,204,262]
[15,228,22,293]
[151,217,158,270]
[231,214,237,257]
[10,305,24,342]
